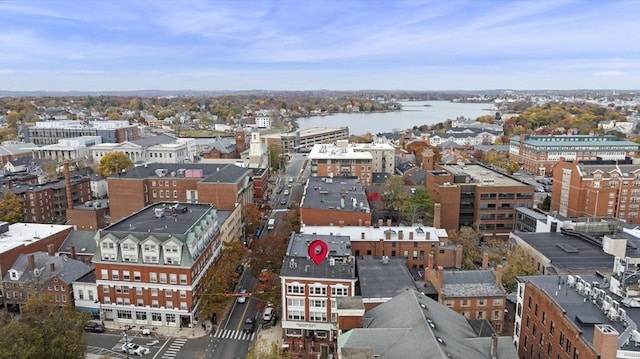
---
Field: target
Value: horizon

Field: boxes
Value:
[1,1,639,92]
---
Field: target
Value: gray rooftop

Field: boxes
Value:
[338,289,518,359]
[513,232,614,273]
[441,270,504,298]
[105,202,213,235]
[519,274,640,353]
[357,256,418,300]
[131,134,176,147]
[439,163,531,187]
[59,231,97,255]
[3,251,94,285]
[118,162,250,184]
[511,134,639,149]
[280,233,355,280]
[301,177,370,213]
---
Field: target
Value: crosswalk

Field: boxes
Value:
[211,328,256,341]
[162,338,187,359]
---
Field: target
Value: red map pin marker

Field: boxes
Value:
[308,239,329,265]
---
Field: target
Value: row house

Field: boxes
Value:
[280,233,357,341]
[94,202,223,329]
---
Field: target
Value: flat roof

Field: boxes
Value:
[441,270,504,298]
[357,256,418,301]
[439,163,532,187]
[281,233,355,280]
[513,232,614,272]
[301,177,370,213]
[519,274,640,352]
[105,202,214,235]
[515,207,548,220]
[301,225,446,242]
[297,126,348,137]
[308,144,373,160]
[0,223,72,255]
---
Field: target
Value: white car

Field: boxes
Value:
[122,343,150,356]
[237,288,248,304]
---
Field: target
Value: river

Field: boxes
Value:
[296,101,494,136]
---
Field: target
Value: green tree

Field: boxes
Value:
[267,145,285,173]
[98,151,134,178]
[538,196,551,211]
[502,247,538,292]
[0,191,24,223]
[400,188,434,225]
[381,175,407,216]
[0,295,89,359]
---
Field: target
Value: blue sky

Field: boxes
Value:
[0,0,638,91]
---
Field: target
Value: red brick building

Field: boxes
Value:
[514,274,621,359]
[94,203,225,329]
[107,163,253,222]
[551,157,640,224]
[308,141,374,186]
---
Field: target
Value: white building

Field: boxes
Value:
[31,136,102,162]
[91,135,197,164]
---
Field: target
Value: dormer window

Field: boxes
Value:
[9,270,18,280]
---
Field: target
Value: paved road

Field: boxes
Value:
[85,330,172,358]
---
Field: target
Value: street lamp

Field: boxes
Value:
[122,328,130,359]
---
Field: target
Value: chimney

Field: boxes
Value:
[365,220,371,227]
[339,220,345,228]
[377,219,383,227]
[455,244,463,269]
[385,231,391,240]
[361,232,365,240]
[427,253,434,269]
[47,243,55,256]
[409,231,414,240]
[482,252,489,270]
[592,324,618,359]
[358,219,363,226]
[50,262,55,272]
[386,218,392,227]
[495,264,504,286]
[436,266,444,289]
[27,254,35,270]
[398,230,403,240]
[64,162,73,209]
[490,333,498,359]
[70,245,76,260]
[433,203,441,228]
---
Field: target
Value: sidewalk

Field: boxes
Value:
[253,321,284,355]
[101,319,212,339]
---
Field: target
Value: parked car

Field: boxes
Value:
[243,317,256,333]
[235,264,244,275]
[280,199,287,205]
[263,307,274,322]
[237,288,248,304]
[283,189,289,195]
[122,343,149,356]
[84,322,105,333]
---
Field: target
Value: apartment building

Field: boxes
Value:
[107,163,253,222]
[509,134,639,176]
[262,127,349,153]
[551,157,640,224]
[308,141,374,186]
[513,274,634,359]
[23,120,138,145]
[351,142,395,174]
[2,247,94,314]
[301,224,457,270]
[94,203,223,329]
[280,233,357,340]
[426,163,535,239]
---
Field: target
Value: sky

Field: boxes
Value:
[0,0,639,92]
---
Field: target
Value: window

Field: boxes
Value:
[152,313,162,322]
[137,299,144,307]
[309,311,327,322]
[170,274,177,284]
[559,332,565,346]
[160,273,167,284]
[117,310,132,320]
[149,272,157,282]
[287,310,305,321]
[180,302,187,310]
[477,311,484,319]
[309,286,326,295]
[103,286,109,293]
[166,313,176,323]
[78,290,84,300]
[478,299,486,306]
[151,300,159,308]
[535,303,539,316]
[309,299,326,308]
[180,290,186,298]
[111,270,119,280]
[461,299,469,307]
[166,301,173,309]
[287,284,305,294]
[136,287,143,295]
[88,290,94,301]
[123,271,130,280]
[331,286,348,296]
[101,269,108,280]
[542,312,547,325]
[179,274,187,284]
[151,288,158,297]
[550,321,555,335]
[134,271,141,281]
[165,289,172,297]
[136,312,147,321]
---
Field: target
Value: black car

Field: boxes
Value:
[235,264,244,275]
[84,322,106,333]
[243,317,255,333]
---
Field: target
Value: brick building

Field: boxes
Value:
[300,177,371,227]
[94,202,226,329]
[308,141,374,186]
[66,199,110,231]
[280,233,357,341]
[2,247,94,314]
[425,262,506,333]
[551,157,640,224]
[23,120,138,145]
[107,163,253,222]
[509,134,639,176]
[301,224,458,270]
[513,274,633,359]
[426,163,535,239]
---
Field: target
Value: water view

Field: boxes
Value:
[296,101,494,135]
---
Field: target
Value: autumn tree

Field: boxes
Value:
[381,175,407,217]
[502,247,538,292]
[98,151,134,178]
[244,203,265,242]
[198,241,249,321]
[267,145,286,173]
[0,191,24,223]
[0,295,89,359]
[246,341,290,359]
[448,226,481,270]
